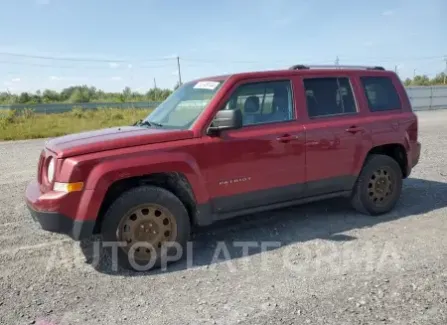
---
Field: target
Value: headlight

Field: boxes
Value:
[47,158,55,183]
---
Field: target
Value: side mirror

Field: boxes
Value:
[207,109,243,135]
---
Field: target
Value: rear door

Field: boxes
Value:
[200,78,306,214]
[356,73,420,173]
[299,75,372,195]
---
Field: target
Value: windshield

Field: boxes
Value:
[142,80,224,129]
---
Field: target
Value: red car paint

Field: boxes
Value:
[25,66,421,239]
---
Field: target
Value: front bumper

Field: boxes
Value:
[25,180,95,240]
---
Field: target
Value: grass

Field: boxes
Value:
[0,107,153,141]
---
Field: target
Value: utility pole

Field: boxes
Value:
[443,56,447,84]
[335,56,340,68]
[394,65,398,74]
[153,78,157,89]
[177,56,182,86]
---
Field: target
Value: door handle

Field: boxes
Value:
[345,126,364,134]
[276,134,299,142]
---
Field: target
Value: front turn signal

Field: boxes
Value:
[53,182,84,193]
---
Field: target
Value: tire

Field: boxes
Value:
[99,185,191,272]
[351,154,403,215]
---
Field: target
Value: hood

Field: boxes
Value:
[45,126,194,158]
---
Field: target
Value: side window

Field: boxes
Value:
[224,80,294,126]
[360,76,401,111]
[303,77,357,118]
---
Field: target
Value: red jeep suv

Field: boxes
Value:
[25,64,421,271]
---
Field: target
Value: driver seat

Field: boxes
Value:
[243,96,260,125]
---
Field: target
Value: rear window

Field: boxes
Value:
[360,76,401,111]
[303,77,357,118]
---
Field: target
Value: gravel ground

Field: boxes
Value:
[1,110,446,325]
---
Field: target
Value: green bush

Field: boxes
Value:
[71,106,87,118]
[0,110,17,129]
[111,113,124,120]
[0,107,153,140]
[21,108,35,119]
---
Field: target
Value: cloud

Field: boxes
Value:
[382,10,394,16]
[363,41,374,47]
[109,62,119,68]
[128,64,133,69]
[49,76,61,81]
[11,78,21,83]
[111,76,122,81]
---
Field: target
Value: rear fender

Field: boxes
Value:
[362,137,410,177]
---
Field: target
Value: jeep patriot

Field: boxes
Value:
[25,64,421,271]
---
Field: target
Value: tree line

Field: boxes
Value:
[403,72,447,86]
[0,85,173,105]
[1,72,446,105]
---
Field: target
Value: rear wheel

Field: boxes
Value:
[351,154,403,215]
[100,185,191,271]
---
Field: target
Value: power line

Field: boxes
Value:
[181,55,444,64]
[0,51,175,63]
[181,57,263,64]
[0,51,444,67]
[0,50,445,68]
[336,55,443,63]
[0,60,174,69]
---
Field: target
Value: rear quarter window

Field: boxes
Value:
[360,76,402,111]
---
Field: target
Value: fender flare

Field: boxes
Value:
[75,152,210,221]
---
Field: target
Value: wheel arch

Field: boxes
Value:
[74,152,211,234]
[93,172,200,234]
[364,143,408,178]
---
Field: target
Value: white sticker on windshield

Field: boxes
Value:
[193,81,220,90]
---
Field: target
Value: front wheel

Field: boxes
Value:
[351,154,403,215]
[100,185,191,272]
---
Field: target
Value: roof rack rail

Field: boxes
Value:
[289,64,385,71]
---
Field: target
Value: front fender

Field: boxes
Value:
[75,152,209,221]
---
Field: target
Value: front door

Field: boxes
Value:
[300,76,372,195]
[201,79,306,214]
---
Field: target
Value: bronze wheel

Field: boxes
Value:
[351,154,403,215]
[100,185,191,271]
[116,203,178,260]
[367,167,395,206]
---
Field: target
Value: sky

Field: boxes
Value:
[0,0,446,93]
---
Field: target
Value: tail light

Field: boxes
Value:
[408,117,418,142]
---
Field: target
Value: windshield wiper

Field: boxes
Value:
[133,119,164,128]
